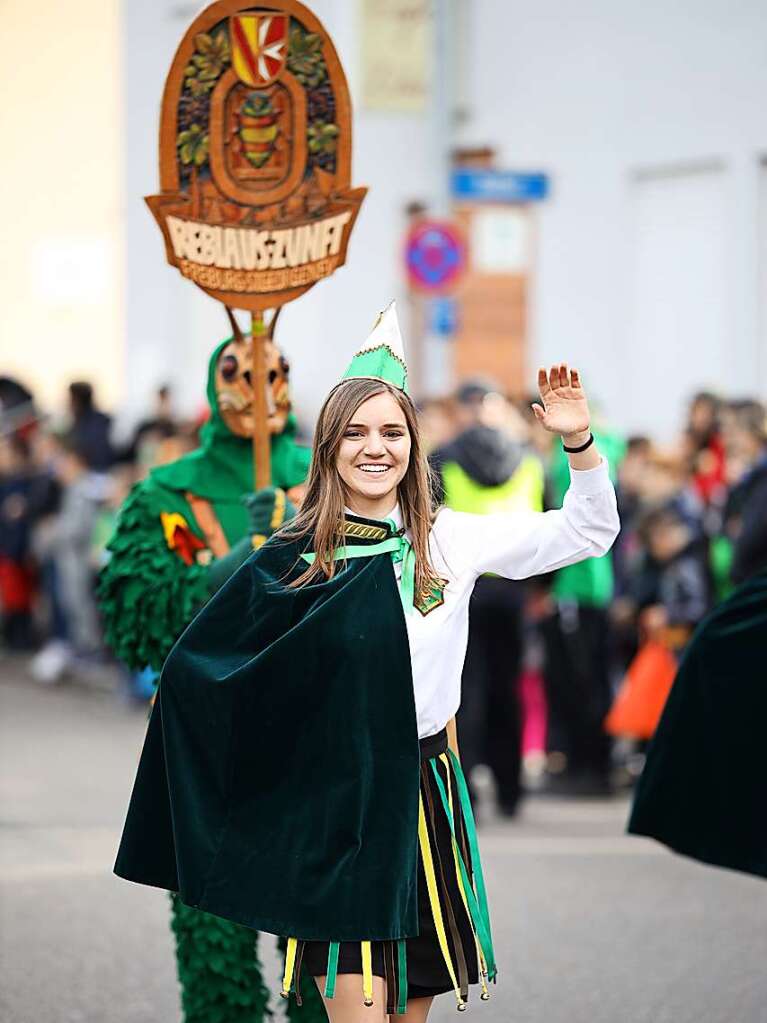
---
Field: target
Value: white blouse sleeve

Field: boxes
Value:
[435,458,620,580]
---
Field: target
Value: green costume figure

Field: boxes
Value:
[99,333,326,1023]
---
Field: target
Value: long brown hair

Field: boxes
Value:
[282,377,442,602]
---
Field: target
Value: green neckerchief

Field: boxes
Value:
[301,517,416,614]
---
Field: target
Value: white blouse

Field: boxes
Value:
[384,458,620,738]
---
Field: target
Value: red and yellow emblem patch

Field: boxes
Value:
[160,512,209,566]
[231,13,288,88]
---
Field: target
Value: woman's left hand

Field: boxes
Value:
[531,364,591,439]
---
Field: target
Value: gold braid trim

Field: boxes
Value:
[341,520,390,541]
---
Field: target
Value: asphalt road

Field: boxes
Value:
[1,660,765,1023]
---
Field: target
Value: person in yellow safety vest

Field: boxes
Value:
[430,381,544,817]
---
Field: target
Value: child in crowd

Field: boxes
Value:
[606,503,710,745]
[30,436,102,681]
[0,435,37,649]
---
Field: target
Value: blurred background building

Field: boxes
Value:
[3,0,767,437]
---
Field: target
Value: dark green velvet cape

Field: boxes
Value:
[628,570,767,879]
[114,519,423,939]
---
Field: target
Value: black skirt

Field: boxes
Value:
[283,728,497,1013]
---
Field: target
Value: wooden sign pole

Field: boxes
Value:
[251,311,272,490]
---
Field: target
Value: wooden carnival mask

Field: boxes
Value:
[216,334,292,438]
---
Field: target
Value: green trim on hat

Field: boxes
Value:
[342,344,409,393]
[339,301,410,394]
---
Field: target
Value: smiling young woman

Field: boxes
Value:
[336,393,411,514]
[114,303,620,1022]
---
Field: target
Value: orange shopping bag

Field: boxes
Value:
[604,641,678,740]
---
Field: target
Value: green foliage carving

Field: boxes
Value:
[307,121,339,157]
[184,30,231,96]
[286,27,327,88]
[177,123,210,167]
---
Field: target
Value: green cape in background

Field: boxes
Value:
[628,570,767,879]
[114,519,423,939]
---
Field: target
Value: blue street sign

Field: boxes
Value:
[451,169,550,203]
[428,296,458,338]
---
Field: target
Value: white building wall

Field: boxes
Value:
[1,0,123,417]
[122,0,767,438]
[462,0,767,437]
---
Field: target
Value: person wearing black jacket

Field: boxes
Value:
[430,385,544,817]
[722,403,767,583]
[66,381,115,472]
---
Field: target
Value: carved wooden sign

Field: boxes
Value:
[147,0,367,311]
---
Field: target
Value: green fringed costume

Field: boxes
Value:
[628,570,767,880]
[100,339,325,1023]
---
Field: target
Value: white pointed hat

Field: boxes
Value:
[341,301,409,392]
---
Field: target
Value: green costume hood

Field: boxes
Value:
[150,337,310,501]
[114,519,422,940]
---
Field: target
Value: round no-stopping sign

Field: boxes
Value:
[405,220,465,292]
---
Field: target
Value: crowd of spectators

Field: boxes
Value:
[420,382,767,803]
[0,378,198,684]
[1,371,765,802]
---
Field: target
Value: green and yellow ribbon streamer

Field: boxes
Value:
[323,942,339,999]
[361,940,374,1005]
[429,754,496,980]
[440,753,490,998]
[397,939,408,1014]
[280,937,298,998]
[418,792,465,1009]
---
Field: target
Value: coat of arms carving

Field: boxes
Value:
[146,1,367,311]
